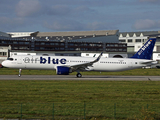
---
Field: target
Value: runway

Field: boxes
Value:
[0,75,160,81]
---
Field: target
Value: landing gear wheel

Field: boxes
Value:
[76,73,82,78]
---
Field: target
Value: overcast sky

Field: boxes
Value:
[0,0,160,32]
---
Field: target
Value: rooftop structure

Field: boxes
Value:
[0,30,126,53]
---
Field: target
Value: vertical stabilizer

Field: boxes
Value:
[131,38,156,59]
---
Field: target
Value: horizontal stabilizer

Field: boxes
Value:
[140,60,156,64]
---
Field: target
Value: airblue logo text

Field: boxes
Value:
[40,57,66,64]
[138,40,151,55]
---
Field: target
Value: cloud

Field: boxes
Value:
[0,17,25,31]
[46,5,71,16]
[43,19,84,31]
[139,0,159,2]
[139,0,160,4]
[86,22,108,30]
[133,19,160,30]
[15,0,41,17]
[43,18,114,31]
[0,0,160,32]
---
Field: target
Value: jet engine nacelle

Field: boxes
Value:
[56,66,71,75]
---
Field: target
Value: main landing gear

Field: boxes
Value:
[19,69,22,77]
[76,73,82,78]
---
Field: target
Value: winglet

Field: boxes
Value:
[94,52,103,63]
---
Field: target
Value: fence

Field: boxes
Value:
[0,102,160,120]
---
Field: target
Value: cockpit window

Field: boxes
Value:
[7,58,14,61]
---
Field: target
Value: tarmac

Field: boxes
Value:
[0,75,160,81]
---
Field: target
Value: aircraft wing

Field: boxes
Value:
[70,52,103,71]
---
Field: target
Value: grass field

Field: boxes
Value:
[1,67,160,76]
[0,80,160,119]
[0,68,160,119]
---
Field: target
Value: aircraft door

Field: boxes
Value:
[128,61,133,68]
[17,57,22,64]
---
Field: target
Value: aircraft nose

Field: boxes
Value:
[2,61,8,67]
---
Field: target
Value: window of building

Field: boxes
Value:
[13,41,18,44]
[69,48,75,50]
[0,52,6,56]
[41,42,45,45]
[55,43,59,45]
[19,47,28,50]
[1,41,7,44]
[68,43,74,46]
[55,48,59,50]
[45,42,50,45]
[110,44,115,47]
[40,47,45,50]
[119,49,122,51]
[157,46,160,52]
[19,42,24,44]
[136,39,141,42]
[25,42,29,44]
[35,42,40,45]
[97,44,102,47]
[119,40,126,42]
[3,52,7,56]
[128,39,132,42]
[60,43,64,46]
[60,48,65,50]
[14,47,18,49]
[50,43,54,45]
[127,46,134,52]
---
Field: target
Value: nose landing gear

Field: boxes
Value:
[19,69,22,77]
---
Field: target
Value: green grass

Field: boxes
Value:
[1,67,160,76]
[1,68,160,119]
[0,80,160,103]
[0,80,160,119]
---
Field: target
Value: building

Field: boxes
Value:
[0,30,127,65]
[119,31,160,58]
[0,30,127,54]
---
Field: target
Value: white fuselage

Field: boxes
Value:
[2,55,154,72]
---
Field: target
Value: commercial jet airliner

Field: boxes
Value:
[2,38,157,77]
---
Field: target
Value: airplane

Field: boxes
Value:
[2,38,157,77]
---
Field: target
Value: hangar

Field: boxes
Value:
[0,30,127,60]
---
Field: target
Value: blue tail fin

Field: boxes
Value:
[131,38,156,59]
